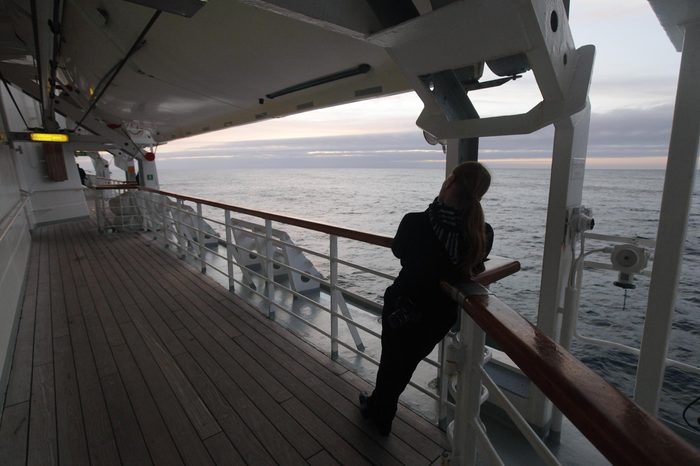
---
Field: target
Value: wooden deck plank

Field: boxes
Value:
[139,235,350,374]
[100,373,154,466]
[4,228,41,407]
[108,235,241,343]
[78,231,213,464]
[282,397,372,466]
[3,219,450,465]
[64,222,126,348]
[235,333,417,466]
[340,369,450,451]
[0,402,29,466]
[127,228,447,463]
[26,226,57,466]
[307,449,342,466]
[77,231,187,359]
[68,223,183,466]
[53,332,90,466]
[127,236,407,465]
[174,351,283,464]
[110,344,184,466]
[172,319,321,458]
[32,226,53,369]
[26,363,57,466]
[74,229,203,466]
[57,224,122,466]
[79,233,231,444]
[134,231,449,453]
[114,237,298,403]
[104,235,294,405]
[1,229,42,465]
[52,225,91,466]
[174,323,320,461]
[103,235,326,464]
[119,322,215,466]
[203,432,245,466]
[133,317,222,440]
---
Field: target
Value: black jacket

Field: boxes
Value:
[387,211,493,321]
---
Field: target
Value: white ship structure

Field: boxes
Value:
[0,0,699,464]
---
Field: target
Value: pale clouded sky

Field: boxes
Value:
[156,0,683,169]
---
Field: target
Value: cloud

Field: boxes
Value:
[154,105,678,169]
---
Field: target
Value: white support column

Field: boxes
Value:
[138,158,160,188]
[635,21,700,414]
[445,139,461,175]
[531,102,591,429]
[452,314,486,466]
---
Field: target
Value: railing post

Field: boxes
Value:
[161,195,168,248]
[95,189,104,232]
[196,202,206,273]
[150,192,158,239]
[330,235,339,360]
[118,189,124,231]
[438,336,450,430]
[225,210,235,291]
[139,190,146,232]
[265,219,275,319]
[452,313,486,466]
[175,199,186,259]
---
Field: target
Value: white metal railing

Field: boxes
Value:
[93,186,143,232]
[560,232,700,377]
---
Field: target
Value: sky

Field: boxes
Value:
[153,0,684,170]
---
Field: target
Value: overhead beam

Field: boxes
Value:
[0,65,144,158]
[28,0,54,127]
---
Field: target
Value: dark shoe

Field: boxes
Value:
[359,392,373,419]
[375,417,392,436]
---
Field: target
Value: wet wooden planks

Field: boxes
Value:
[0,220,447,465]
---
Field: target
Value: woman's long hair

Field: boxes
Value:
[450,162,491,277]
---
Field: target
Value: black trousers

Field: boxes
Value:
[368,288,456,428]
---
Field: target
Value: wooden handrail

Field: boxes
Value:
[442,286,700,466]
[140,187,393,247]
[93,183,138,190]
[474,257,521,286]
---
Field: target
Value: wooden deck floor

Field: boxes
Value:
[0,220,448,465]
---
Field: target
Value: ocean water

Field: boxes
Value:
[157,166,700,425]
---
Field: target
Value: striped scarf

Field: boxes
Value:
[427,197,465,265]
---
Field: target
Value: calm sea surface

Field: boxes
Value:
[158,166,699,424]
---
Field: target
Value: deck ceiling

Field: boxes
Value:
[0,0,559,145]
[647,0,700,51]
[1,0,413,142]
